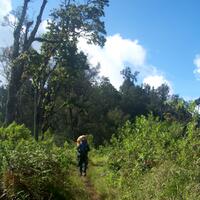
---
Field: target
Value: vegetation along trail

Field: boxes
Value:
[0,0,200,199]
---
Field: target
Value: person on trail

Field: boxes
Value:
[77,136,90,176]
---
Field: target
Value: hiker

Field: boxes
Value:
[77,135,90,176]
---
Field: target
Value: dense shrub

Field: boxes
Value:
[0,123,74,200]
[105,115,200,200]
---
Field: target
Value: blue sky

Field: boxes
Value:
[1,0,200,100]
[104,0,200,100]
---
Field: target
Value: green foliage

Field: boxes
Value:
[103,115,200,200]
[0,122,31,141]
[0,123,78,199]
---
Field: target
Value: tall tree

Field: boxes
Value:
[0,86,7,124]
[119,67,148,118]
[5,0,48,124]
[120,67,139,90]
[156,84,170,119]
[16,0,109,140]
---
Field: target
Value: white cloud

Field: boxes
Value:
[32,20,49,51]
[0,0,12,84]
[0,0,48,49]
[193,54,200,79]
[78,34,147,89]
[0,26,13,47]
[0,0,13,47]
[78,33,171,91]
[143,75,173,93]
[0,0,12,18]
[0,3,172,93]
[37,20,49,35]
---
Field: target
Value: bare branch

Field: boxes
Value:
[64,0,71,7]
[26,0,48,49]
[23,21,34,50]
[34,37,59,43]
[12,0,31,59]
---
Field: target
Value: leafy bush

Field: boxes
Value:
[0,122,31,141]
[0,123,75,199]
[105,115,200,200]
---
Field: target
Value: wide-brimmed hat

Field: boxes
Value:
[77,135,87,143]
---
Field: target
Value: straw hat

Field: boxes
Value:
[77,135,87,145]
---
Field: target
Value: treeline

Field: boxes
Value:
[0,66,195,145]
[0,0,198,145]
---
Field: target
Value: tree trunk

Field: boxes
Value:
[5,65,23,124]
[69,107,75,139]
[34,88,39,141]
[5,0,47,125]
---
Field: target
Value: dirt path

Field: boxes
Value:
[82,176,101,200]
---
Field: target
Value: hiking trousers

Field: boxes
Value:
[78,155,88,175]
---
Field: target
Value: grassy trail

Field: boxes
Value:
[80,151,117,200]
[81,176,101,200]
[69,163,102,200]
[71,149,116,200]
[71,151,109,200]
[69,152,104,200]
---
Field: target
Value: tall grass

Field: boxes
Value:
[100,115,200,199]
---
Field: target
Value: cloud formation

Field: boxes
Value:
[78,33,171,91]
[32,20,49,51]
[0,0,12,84]
[0,0,13,47]
[193,54,200,79]
[0,0,12,18]
[0,1,48,49]
[37,20,49,35]
[143,75,172,92]
[0,0,172,93]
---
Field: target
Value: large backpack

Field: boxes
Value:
[79,141,89,157]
